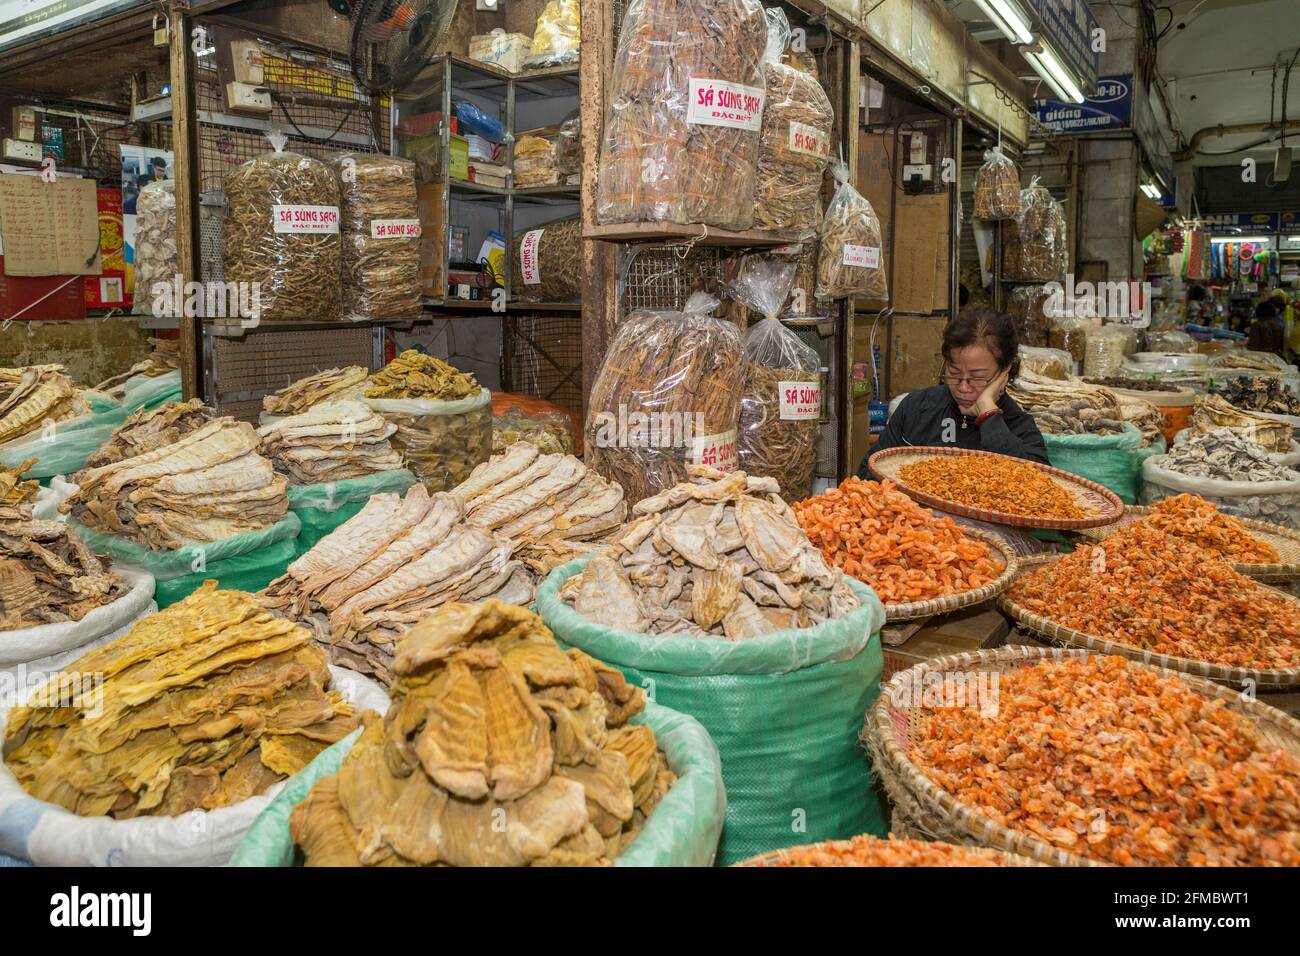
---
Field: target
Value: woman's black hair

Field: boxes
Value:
[941,307,1021,381]
[1255,301,1278,320]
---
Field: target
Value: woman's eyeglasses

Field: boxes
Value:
[940,371,994,387]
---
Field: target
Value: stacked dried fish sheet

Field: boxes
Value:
[364,351,478,400]
[0,514,125,629]
[262,366,368,418]
[1190,394,1293,453]
[94,338,181,396]
[1214,375,1300,415]
[291,600,675,866]
[0,366,89,445]
[260,485,532,686]
[560,466,860,638]
[3,583,359,818]
[62,418,288,550]
[257,400,404,484]
[1009,369,1159,445]
[83,398,215,471]
[0,458,39,514]
[1163,429,1296,482]
[454,442,626,574]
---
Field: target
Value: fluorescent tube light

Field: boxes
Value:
[971,0,1034,45]
[1025,46,1085,103]
[1210,236,1271,244]
[1140,184,1162,199]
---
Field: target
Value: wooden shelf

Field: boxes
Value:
[584,222,805,247]
[422,298,580,312]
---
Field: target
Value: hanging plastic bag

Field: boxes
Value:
[1003,177,1065,281]
[524,0,580,68]
[1006,285,1054,347]
[816,162,887,300]
[972,144,1020,220]
[728,256,821,501]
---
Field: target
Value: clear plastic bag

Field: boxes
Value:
[728,256,821,502]
[524,0,580,68]
[331,153,421,321]
[586,292,744,504]
[513,127,562,187]
[1083,323,1132,378]
[1003,177,1065,282]
[972,145,1020,220]
[1006,285,1054,347]
[1048,315,1087,371]
[363,389,493,492]
[134,181,176,318]
[1020,345,1074,379]
[222,135,341,322]
[753,7,834,237]
[511,217,579,302]
[493,409,575,455]
[816,163,887,300]
[596,0,768,229]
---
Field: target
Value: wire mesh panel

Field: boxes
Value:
[36,105,173,182]
[618,244,726,318]
[503,311,584,419]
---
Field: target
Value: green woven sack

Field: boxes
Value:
[152,538,299,609]
[286,470,417,557]
[536,557,888,866]
[230,699,727,867]
[1044,423,1164,506]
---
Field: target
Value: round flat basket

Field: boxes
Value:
[732,838,1045,867]
[880,529,1019,622]
[868,445,1124,530]
[861,645,1300,867]
[1073,506,1300,582]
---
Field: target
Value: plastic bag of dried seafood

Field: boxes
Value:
[728,256,821,501]
[585,293,744,505]
[972,145,1020,220]
[816,163,887,300]
[0,665,388,866]
[1018,346,1074,379]
[524,0,580,68]
[753,7,833,238]
[1142,453,1300,527]
[132,180,177,318]
[1005,285,1054,347]
[537,560,888,865]
[1043,423,1161,505]
[363,388,493,492]
[330,153,421,322]
[512,217,579,302]
[221,133,341,322]
[231,698,726,867]
[1002,178,1066,282]
[287,469,418,557]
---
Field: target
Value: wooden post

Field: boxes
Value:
[169,1,201,400]
[840,39,859,479]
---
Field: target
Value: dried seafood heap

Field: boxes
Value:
[290,600,675,866]
[909,655,1300,865]
[83,398,215,471]
[1161,429,1296,482]
[1214,375,1300,415]
[1190,395,1292,453]
[596,0,768,230]
[750,834,1010,867]
[561,466,860,638]
[1032,400,1126,437]
[1009,523,1300,670]
[1211,350,1289,373]
[1002,180,1067,282]
[133,181,176,318]
[493,412,573,456]
[262,366,368,417]
[62,418,288,549]
[972,146,1020,220]
[365,350,478,400]
[1,512,125,629]
[1009,370,1158,444]
[1083,376,1182,394]
[95,338,180,396]
[0,366,88,445]
[511,218,580,303]
[258,400,404,484]
[897,455,1088,521]
[0,458,39,513]
[260,484,532,687]
[793,478,1003,605]
[816,166,887,300]
[332,154,421,321]
[1135,493,1279,563]
[3,583,359,818]
[1005,285,1054,347]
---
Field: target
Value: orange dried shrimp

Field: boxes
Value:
[793,478,1003,604]
[1007,522,1300,670]
[750,834,1006,867]
[897,455,1087,520]
[911,656,1300,866]
[1137,494,1280,564]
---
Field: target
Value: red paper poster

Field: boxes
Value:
[85,187,130,309]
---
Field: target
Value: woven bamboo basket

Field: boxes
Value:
[733,838,1046,867]
[1072,506,1300,582]
[998,554,1300,689]
[880,528,1019,622]
[868,445,1124,530]
[862,645,1300,867]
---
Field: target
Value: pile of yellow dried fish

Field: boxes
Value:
[94,338,180,396]
[1,513,124,629]
[364,350,478,401]
[262,366,368,417]
[3,583,359,818]
[260,484,532,686]
[290,600,674,866]
[83,398,214,471]
[0,366,88,445]
[257,400,404,484]
[560,465,860,638]
[0,458,39,514]
[62,418,288,549]
[1189,393,1292,453]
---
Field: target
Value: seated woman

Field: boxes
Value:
[858,308,1048,478]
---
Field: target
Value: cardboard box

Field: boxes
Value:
[881,605,1010,681]
[892,193,949,314]
[888,314,946,397]
[468,32,532,73]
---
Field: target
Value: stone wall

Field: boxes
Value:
[0,318,153,386]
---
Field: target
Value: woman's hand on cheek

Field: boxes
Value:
[973,368,1009,417]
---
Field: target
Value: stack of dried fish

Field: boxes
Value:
[83,398,215,471]
[1189,394,1292,453]
[560,465,860,638]
[365,351,478,400]
[257,400,404,484]
[0,458,39,514]
[260,485,532,686]
[1161,429,1297,482]
[0,366,88,445]
[262,366,368,418]
[3,583,359,818]
[290,600,675,866]
[94,338,181,396]
[493,412,573,456]
[1210,350,1290,373]
[0,515,125,629]
[1115,398,1165,446]
[1213,375,1300,415]
[1009,370,1158,445]
[62,418,288,550]
[1030,399,1126,437]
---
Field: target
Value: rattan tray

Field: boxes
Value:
[879,528,1018,622]
[861,645,1300,867]
[1072,506,1300,582]
[868,445,1124,530]
[733,838,1045,867]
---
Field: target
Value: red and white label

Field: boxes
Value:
[843,244,880,268]
[778,381,821,420]
[788,121,830,159]
[272,204,340,234]
[690,429,738,470]
[520,228,543,285]
[686,78,765,132]
[370,218,421,239]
